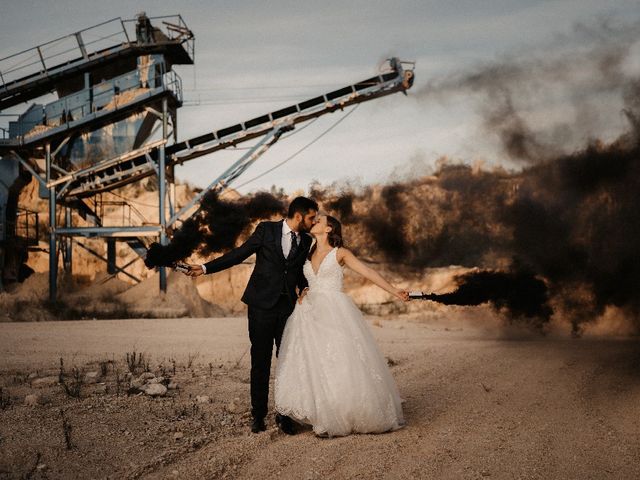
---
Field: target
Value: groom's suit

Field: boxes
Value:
[203,220,312,420]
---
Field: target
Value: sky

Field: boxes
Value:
[1,0,639,194]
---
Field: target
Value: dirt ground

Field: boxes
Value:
[0,313,639,480]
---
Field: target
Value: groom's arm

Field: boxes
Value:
[296,268,308,294]
[295,238,310,293]
[201,222,266,275]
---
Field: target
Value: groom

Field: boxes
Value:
[185,196,318,434]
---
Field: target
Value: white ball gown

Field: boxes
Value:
[274,247,406,437]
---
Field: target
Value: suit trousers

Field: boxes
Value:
[247,293,295,420]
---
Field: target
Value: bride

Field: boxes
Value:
[274,214,408,438]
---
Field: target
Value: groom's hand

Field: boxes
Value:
[297,287,309,304]
[186,265,204,277]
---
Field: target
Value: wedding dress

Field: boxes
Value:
[274,247,405,437]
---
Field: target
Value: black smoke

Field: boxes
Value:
[425,269,552,327]
[317,125,640,332]
[144,191,285,268]
[418,19,640,165]
[144,217,201,268]
[317,20,640,331]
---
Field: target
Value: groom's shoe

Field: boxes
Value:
[275,413,296,435]
[251,417,266,433]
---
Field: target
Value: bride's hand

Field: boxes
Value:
[298,287,309,304]
[393,289,410,302]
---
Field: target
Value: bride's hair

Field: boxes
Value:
[308,215,344,259]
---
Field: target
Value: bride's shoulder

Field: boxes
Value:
[335,247,352,264]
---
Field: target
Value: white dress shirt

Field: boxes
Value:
[281,219,299,258]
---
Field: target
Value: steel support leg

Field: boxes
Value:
[47,144,57,302]
[63,207,72,273]
[159,97,168,292]
[107,238,117,274]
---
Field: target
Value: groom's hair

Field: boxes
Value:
[287,196,318,218]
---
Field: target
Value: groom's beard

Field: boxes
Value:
[297,222,311,234]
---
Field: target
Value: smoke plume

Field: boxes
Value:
[151,19,640,333]
[426,269,552,326]
[417,19,640,165]
[317,20,640,332]
[145,191,285,268]
[317,122,640,332]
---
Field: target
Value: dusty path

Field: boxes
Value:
[1,315,639,479]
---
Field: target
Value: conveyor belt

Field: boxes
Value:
[60,58,414,198]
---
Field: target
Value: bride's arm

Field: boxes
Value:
[337,248,409,301]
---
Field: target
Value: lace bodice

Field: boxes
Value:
[303,247,343,292]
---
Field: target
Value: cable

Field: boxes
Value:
[183,83,345,92]
[107,190,159,208]
[182,96,315,106]
[234,104,360,190]
[215,117,319,150]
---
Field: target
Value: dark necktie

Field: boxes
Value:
[287,231,298,260]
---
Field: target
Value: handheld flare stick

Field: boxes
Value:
[173,263,191,274]
[408,291,438,301]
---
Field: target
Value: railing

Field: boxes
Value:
[0,18,130,88]
[97,199,149,228]
[7,69,182,140]
[0,113,18,139]
[43,69,182,127]
[15,208,40,244]
[0,14,193,89]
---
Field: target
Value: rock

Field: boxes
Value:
[24,392,50,406]
[127,386,142,395]
[27,373,38,380]
[132,373,154,389]
[195,395,211,404]
[31,376,58,388]
[94,384,107,394]
[226,398,243,414]
[84,371,101,383]
[141,384,167,397]
[304,470,320,480]
[167,382,178,390]
[173,432,184,440]
[131,379,145,389]
[147,376,165,384]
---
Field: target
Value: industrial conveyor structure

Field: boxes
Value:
[0,13,414,301]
